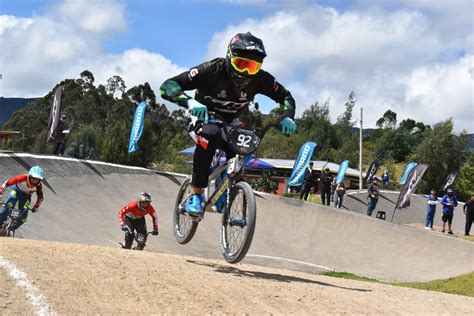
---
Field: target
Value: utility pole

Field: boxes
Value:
[359,107,363,191]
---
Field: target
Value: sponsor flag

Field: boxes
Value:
[336,160,349,184]
[441,172,458,192]
[46,85,64,143]
[365,158,381,183]
[400,162,417,184]
[288,142,317,186]
[395,163,429,210]
[128,101,148,153]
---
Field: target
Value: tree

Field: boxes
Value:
[456,151,474,201]
[411,119,469,194]
[399,118,416,131]
[106,75,126,98]
[376,110,397,129]
[375,128,415,162]
[337,91,356,127]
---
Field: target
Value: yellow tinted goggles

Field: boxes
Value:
[230,56,262,75]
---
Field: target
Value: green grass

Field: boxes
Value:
[395,273,474,297]
[323,271,474,297]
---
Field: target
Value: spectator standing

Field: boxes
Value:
[464,195,474,236]
[382,170,389,189]
[425,189,438,230]
[52,113,67,156]
[334,182,346,209]
[440,188,458,234]
[300,162,316,201]
[367,178,380,216]
[319,167,333,206]
[331,178,337,202]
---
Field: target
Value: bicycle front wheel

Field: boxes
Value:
[173,177,199,244]
[220,181,256,264]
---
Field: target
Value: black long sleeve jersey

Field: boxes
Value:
[160,58,295,122]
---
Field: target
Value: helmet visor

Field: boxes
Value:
[230,56,261,75]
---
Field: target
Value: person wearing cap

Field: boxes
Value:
[300,162,316,201]
[319,167,333,206]
[367,178,380,216]
[52,113,67,155]
[0,166,45,232]
[441,187,458,234]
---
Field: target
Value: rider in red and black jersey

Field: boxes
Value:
[160,32,297,217]
[0,166,45,231]
[118,192,158,249]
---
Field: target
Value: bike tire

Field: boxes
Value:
[173,177,199,244]
[220,181,256,264]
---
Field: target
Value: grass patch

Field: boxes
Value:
[323,271,474,297]
[395,273,474,297]
[324,271,379,283]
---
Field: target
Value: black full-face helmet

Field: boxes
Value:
[225,32,267,89]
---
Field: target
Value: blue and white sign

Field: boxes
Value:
[128,101,147,153]
[400,162,417,184]
[288,142,317,186]
[336,160,349,184]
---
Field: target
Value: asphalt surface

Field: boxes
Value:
[0,153,473,282]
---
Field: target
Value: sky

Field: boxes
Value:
[0,0,473,132]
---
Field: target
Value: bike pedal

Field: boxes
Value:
[187,213,203,222]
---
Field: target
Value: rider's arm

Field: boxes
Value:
[34,183,44,208]
[118,203,131,227]
[160,60,216,108]
[4,174,29,187]
[256,70,296,119]
[148,205,158,231]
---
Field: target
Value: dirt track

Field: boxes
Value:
[1,238,473,315]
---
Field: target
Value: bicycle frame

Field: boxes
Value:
[203,153,246,214]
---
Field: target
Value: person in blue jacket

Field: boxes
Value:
[425,189,438,230]
[440,187,458,234]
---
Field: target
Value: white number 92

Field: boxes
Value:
[236,134,252,148]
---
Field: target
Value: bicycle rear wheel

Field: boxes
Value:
[173,177,199,244]
[220,181,256,264]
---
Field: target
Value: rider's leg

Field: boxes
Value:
[0,191,19,226]
[11,194,31,230]
[123,217,135,249]
[188,124,222,214]
[135,217,148,249]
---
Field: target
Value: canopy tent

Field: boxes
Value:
[179,146,274,169]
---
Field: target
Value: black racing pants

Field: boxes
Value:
[466,210,474,235]
[124,216,147,249]
[300,182,312,201]
[54,140,66,155]
[321,188,331,206]
[192,124,235,189]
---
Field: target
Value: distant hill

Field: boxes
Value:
[0,97,37,129]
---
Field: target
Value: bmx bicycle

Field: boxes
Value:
[0,202,31,238]
[173,112,274,264]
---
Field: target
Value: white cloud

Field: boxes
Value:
[49,0,126,36]
[207,3,473,131]
[0,0,184,104]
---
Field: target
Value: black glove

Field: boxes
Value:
[121,225,130,233]
[152,230,159,236]
[31,207,38,213]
